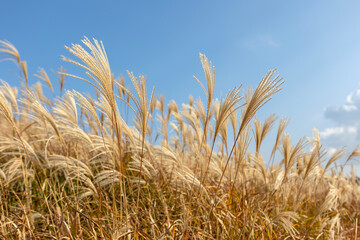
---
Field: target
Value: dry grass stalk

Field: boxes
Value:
[34,68,54,93]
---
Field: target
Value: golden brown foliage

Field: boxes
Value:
[0,38,359,240]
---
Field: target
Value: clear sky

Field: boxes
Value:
[2,1,360,166]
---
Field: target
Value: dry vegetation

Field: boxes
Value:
[0,38,359,239]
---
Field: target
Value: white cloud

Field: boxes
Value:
[320,87,360,151]
[320,126,357,148]
[318,88,360,176]
[347,89,360,104]
[343,104,357,112]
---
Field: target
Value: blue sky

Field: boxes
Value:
[2,1,360,164]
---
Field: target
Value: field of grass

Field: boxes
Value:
[0,38,359,239]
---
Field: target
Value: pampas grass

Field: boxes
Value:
[0,37,359,239]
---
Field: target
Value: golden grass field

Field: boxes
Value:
[0,38,359,239]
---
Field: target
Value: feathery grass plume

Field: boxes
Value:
[311,184,339,226]
[71,91,102,132]
[116,72,155,213]
[321,213,341,239]
[171,109,186,143]
[301,129,325,180]
[216,70,284,194]
[347,144,360,162]
[321,148,345,180]
[34,82,45,102]
[218,117,228,153]
[249,153,268,184]
[0,80,19,114]
[128,146,157,180]
[94,169,123,190]
[273,211,299,237]
[201,86,243,182]
[34,68,54,93]
[342,145,360,172]
[280,134,306,182]
[293,131,328,207]
[194,98,207,133]
[57,66,67,94]
[116,76,126,99]
[180,104,199,142]
[62,37,126,175]
[212,86,243,144]
[0,136,43,166]
[253,114,277,154]
[61,124,93,151]
[95,92,135,146]
[238,70,283,138]
[233,123,251,174]
[20,61,28,84]
[0,89,16,129]
[0,40,20,63]
[116,72,155,140]
[53,91,78,126]
[157,95,165,115]
[62,37,114,102]
[33,82,53,106]
[194,53,215,148]
[1,157,34,185]
[270,117,289,161]
[229,104,239,141]
[46,155,96,198]
[20,87,64,144]
[156,95,171,147]
[0,40,28,84]
[189,95,194,108]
